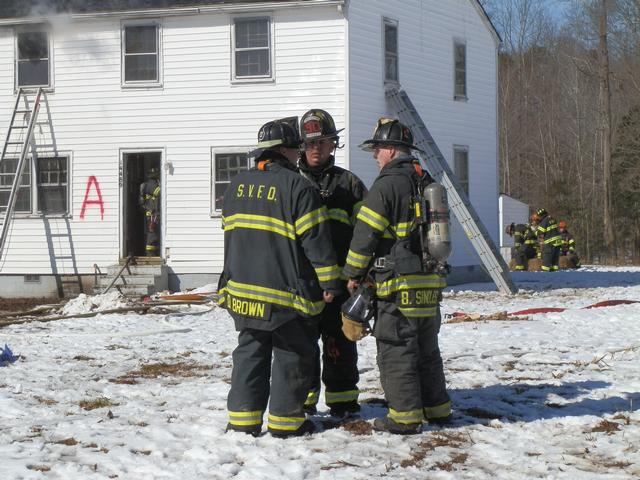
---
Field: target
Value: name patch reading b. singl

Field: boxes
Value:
[227,294,271,320]
[397,289,440,307]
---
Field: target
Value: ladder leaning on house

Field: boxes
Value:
[0,88,43,262]
[386,86,518,295]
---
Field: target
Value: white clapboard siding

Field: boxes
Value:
[347,0,499,267]
[499,194,530,248]
[0,5,346,275]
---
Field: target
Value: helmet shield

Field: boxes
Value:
[359,117,423,153]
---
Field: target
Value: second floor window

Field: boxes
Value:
[233,17,271,79]
[384,19,398,83]
[454,147,469,197]
[16,29,50,87]
[123,24,159,84]
[454,42,467,100]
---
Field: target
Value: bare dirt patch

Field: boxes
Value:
[79,397,118,411]
[401,432,469,468]
[110,361,212,384]
[590,419,621,435]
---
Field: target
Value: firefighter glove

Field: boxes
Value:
[341,316,370,342]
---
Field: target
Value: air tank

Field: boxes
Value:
[423,182,451,261]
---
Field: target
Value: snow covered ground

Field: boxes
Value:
[1,266,639,479]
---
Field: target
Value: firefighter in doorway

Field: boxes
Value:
[139,167,161,256]
[219,118,341,438]
[343,118,450,435]
[298,109,368,418]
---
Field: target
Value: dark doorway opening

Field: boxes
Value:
[123,152,161,259]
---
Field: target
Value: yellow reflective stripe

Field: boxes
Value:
[357,205,389,232]
[153,186,161,197]
[382,231,394,239]
[423,401,452,420]
[224,213,296,240]
[295,207,329,236]
[325,389,359,404]
[345,249,372,269]
[544,235,562,244]
[351,200,365,225]
[315,264,341,282]
[398,306,439,317]
[305,391,319,406]
[388,408,424,424]
[376,274,447,298]
[228,410,263,426]
[267,413,305,431]
[390,221,413,238]
[217,288,227,306]
[328,208,351,226]
[225,280,324,316]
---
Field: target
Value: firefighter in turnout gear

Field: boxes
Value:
[344,118,450,435]
[558,221,581,268]
[298,109,367,418]
[506,223,529,271]
[219,118,342,438]
[536,208,562,271]
[139,167,161,256]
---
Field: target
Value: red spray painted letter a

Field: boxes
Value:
[80,175,104,220]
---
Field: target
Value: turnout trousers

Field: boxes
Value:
[514,245,536,271]
[305,293,359,412]
[227,316,319,435]
[541,244,560,271]
[374,301,451,426]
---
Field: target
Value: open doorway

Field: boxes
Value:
[122,151,162,259]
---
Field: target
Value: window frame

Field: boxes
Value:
[231,15,275,83]
[14,25,53,90]
[211,147,251,216]
[121,21,163,88]
[453,40,467,101]
[0,153,72,218]
[383,17,399,85]
[453,146,469,197]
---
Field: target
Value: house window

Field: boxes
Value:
[16,29,50,87]
[454,41,467,100]
[384,18,398,83]
[37,156,68,214]
[0,158,31,213]
[454,147,469,196]
[212,151,250,213]
[123,24,160,84]
[0,156,68,215]
[233,17,271,79]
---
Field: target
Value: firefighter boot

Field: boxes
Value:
[269,419,316,439]
[329,401,360,418]
[373,416,422,435]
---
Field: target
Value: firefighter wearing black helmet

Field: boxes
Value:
[535,208,562,271]
[139,167,161,256]
[297,109,367,418]
[344,118,450,435]
[219,118,342,438]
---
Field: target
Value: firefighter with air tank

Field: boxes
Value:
[342,118,452,435]
[298,109,368,418]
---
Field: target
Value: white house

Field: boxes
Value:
[498,193,530,263]
[0,0,500,298]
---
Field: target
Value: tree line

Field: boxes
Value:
[480,0,640,263]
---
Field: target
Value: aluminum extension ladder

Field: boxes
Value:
[0,88,43,262]
[386,86,517,295]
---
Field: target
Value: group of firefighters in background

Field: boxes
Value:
[218,110,451,437]
[506,208,581,272]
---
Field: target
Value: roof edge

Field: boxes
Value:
[0,0,345,26]
[471,0,501,47]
